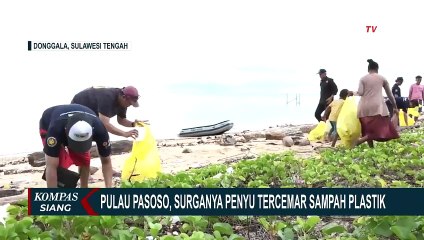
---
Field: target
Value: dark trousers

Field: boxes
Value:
[315,102,327,122]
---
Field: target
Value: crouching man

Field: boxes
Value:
[39,104,113,188]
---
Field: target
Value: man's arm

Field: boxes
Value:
[117,116,134,127]
[100,156,113,188]
[391,85,397,97]
[115,107,132,127]
[99,113,128,137]
[45,155,59,188]
[330,79,338,96]
[43,126,63,188]
[325,79,338,104]
[422,87,424,100]
[409,85,413,99]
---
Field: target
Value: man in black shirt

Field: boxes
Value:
[390,77,410,126]
[392,77,403,98]
[315,69,338,122]
[71,86,144,139]
[39,104,113,188]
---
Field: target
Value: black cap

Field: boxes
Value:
[317,69,326,74]
[65,113,94,153]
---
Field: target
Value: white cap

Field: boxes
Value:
[66,114,94,153]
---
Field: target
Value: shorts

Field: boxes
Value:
[40,129,91,168]
[395,97,408,113]
[410,99,423,112]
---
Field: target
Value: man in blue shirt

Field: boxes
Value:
[39,104,113,188]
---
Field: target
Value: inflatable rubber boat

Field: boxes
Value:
[178,120,234,137]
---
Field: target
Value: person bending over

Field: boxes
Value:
[39,104,113,188]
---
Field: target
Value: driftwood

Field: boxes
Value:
[28,140,133,167]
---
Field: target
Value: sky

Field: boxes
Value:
[0,0,423,155]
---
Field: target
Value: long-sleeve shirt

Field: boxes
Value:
[319,77,338,104]
[357,73,396,118]
[409,84,424,100]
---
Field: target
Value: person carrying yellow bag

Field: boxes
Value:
[307,121,331,142]
[336,94,362,149]
[353,59,399,148]
[121,122,162,183]
[322,89,349,147]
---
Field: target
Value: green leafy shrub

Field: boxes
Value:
[1,128,424,239]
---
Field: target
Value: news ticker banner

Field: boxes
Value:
[28,188,424,216]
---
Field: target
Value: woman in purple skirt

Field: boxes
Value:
[354,59,399,148]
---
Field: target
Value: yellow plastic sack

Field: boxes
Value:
[399,110,415,126]
[121,123,162,183]
[336,96,361,148]
[308,121,331,141]
[408,107,420,118]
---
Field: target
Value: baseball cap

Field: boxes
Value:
[317,69,327,74]
[66,113,94,153]
[122,86,140,107]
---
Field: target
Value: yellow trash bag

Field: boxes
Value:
[408,107,420,118]
[308,121,331,141]
[336,96,361,148]
[121,123,162,183]
[399,110,415,126]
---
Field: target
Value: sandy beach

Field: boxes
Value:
[0,123,328,203]
[2,119,422,204]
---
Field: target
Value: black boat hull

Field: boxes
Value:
[178,121,234,137]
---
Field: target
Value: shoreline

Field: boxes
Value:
[0,123,318,204]
[0,122,317,158]
[2,119,421,204]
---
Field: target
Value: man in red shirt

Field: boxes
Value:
[409,76,424,120]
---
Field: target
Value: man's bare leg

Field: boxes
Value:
[331,134,338,147]
[404,112,409,127]
[79,166,91,188]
